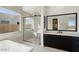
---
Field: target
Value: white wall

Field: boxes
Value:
[44,6,79,36]
[0,13,20,24]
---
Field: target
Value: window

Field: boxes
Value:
[24,17,34,30]
[0,7,20,33]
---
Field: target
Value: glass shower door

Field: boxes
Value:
[23,16,41,45]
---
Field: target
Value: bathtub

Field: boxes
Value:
[0,40,33,52]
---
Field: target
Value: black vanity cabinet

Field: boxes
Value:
[44,34,79,52]
[72,37,79,52]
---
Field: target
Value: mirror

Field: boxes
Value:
[46,13,77,31]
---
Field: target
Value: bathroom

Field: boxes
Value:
[0,6,79,52]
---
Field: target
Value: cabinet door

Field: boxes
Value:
[50,35,61,48]
[44,34,62,49]
[72,37,79,52]
[59,36,72,51]
[44,34,53,46]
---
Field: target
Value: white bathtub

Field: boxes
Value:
[0,40,33,52]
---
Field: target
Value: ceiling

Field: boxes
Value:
[23,6,41,15]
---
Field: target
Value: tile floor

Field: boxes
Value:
[21,41,66,52]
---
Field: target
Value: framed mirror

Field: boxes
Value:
[46,13,77,31]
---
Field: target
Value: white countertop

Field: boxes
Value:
[44,31,79,37]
